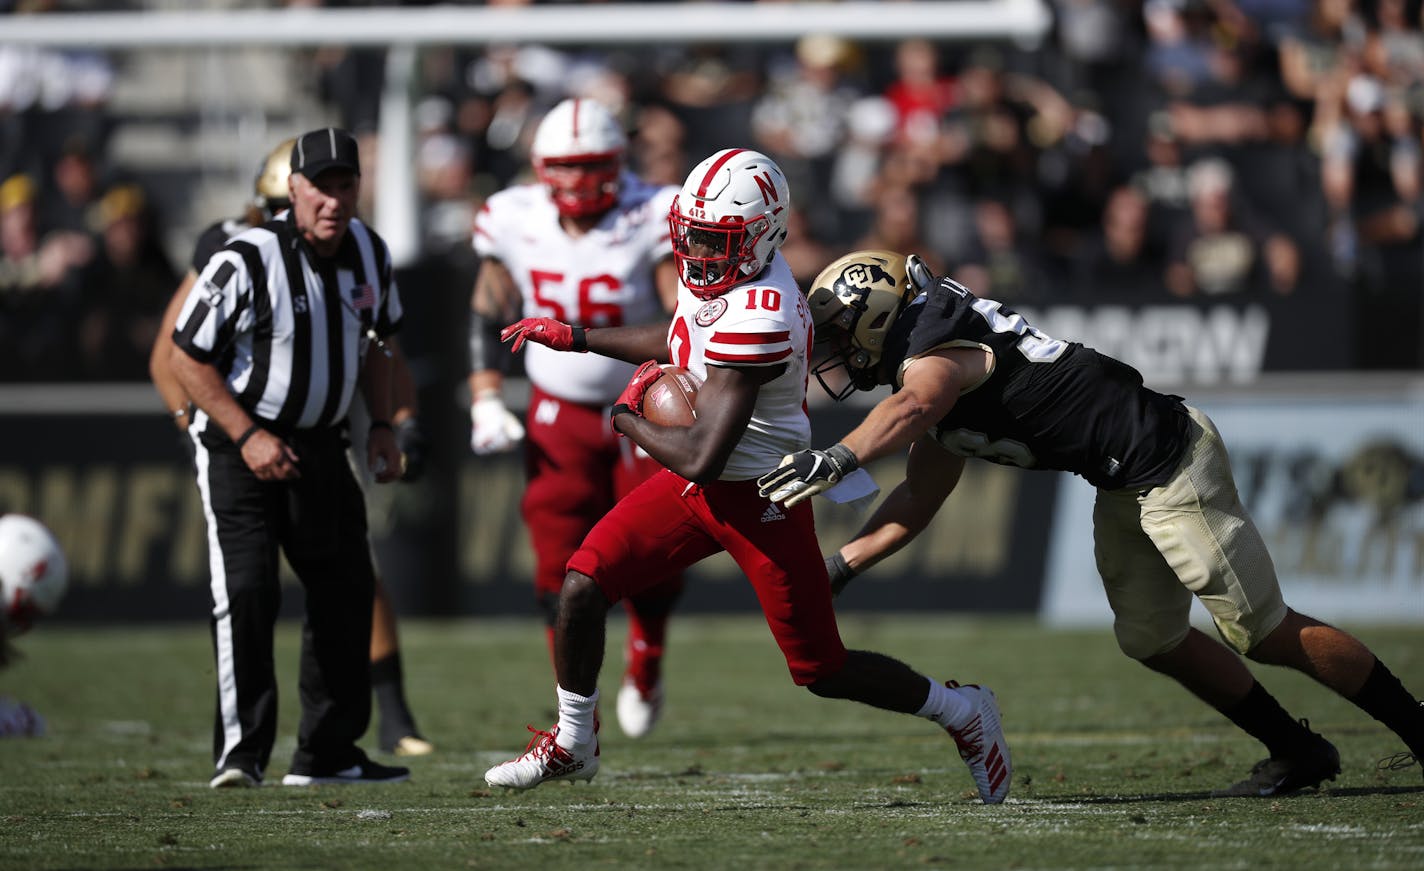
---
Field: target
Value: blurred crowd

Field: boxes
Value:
[2,0,1422,381]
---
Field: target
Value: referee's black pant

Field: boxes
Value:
[192,424,375,780]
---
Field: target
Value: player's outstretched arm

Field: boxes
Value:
[759,348,980,508]
[828,440,965,595]
[500,317,671,365]
[838,353,967,465]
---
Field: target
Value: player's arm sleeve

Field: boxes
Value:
[172,250,252,363]
[704,314,794,369]
[471,198,501,260]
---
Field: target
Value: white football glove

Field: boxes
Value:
[469,391,525,455]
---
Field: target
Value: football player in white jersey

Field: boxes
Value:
[483,149,1012,805]
[466,98,684,738]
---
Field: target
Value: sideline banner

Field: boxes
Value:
[0,388,1053,621]
[1041,383,1424,626]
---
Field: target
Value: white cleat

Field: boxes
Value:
[484,724,599,790]
[209,767,259,789]
[616,678,664,739]
[944,682,1011,804]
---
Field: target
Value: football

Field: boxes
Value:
[642,366,702,427]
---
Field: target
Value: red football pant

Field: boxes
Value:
[522,385,684,681]
[568,469,848,686]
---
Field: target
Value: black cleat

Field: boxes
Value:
[281,757,410,786]
[1214,732,1341,798]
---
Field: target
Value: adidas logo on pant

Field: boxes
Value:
[760,503,785,523]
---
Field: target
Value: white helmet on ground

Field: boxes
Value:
[530,98,626,218]
[0,514,67,635]
[669,148,790,299]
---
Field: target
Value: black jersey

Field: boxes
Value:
[190,218,254,273]
[883,278,1190,490]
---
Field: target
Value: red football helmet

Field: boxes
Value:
[669,148,791,299]
[530,98,626,218]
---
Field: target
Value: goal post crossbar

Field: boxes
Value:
[1,1,1052,48]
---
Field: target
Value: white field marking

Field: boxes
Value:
[1006,730,1234,746]
[29,800,1424,846]
[100,720,153,735]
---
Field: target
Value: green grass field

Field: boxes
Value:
[1,616,1421,870]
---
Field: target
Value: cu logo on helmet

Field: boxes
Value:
[842,262,894,290]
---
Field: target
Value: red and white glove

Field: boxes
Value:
[499,318,587,353]
[610,360,665,421]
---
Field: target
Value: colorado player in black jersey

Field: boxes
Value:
[147,139,434,764]
[759,249,1424,797]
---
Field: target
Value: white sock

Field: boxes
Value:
[915,678,973,730]
[554,685,599,750]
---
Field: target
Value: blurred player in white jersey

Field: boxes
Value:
[483,149,1011,805]
[466,98,684,738]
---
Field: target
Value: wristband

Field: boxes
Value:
[825,552,858,596]
[825,443,860,477]
[609,403,633,420]
[572,327,588,353]
[369,420,393,433]
[234,424,260,450]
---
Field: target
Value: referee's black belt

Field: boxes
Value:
[224,419,348,448]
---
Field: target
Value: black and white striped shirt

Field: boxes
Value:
[173,212,402,432]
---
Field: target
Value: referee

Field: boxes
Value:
[170,127,409,788]
[150,136,435,760]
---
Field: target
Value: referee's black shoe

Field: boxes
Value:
[281,756,410,786]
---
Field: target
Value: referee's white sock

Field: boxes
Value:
[555,686,599,750]
[916,678,974,730]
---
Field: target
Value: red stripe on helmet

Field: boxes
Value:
[696,148,747,197]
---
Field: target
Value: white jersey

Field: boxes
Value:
[667,252,812,480]
[474,172,676,405]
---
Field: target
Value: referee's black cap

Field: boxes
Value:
[290,128,361,179]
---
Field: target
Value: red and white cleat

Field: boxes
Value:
[944,682,1011,804]
[484,724,599,790]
